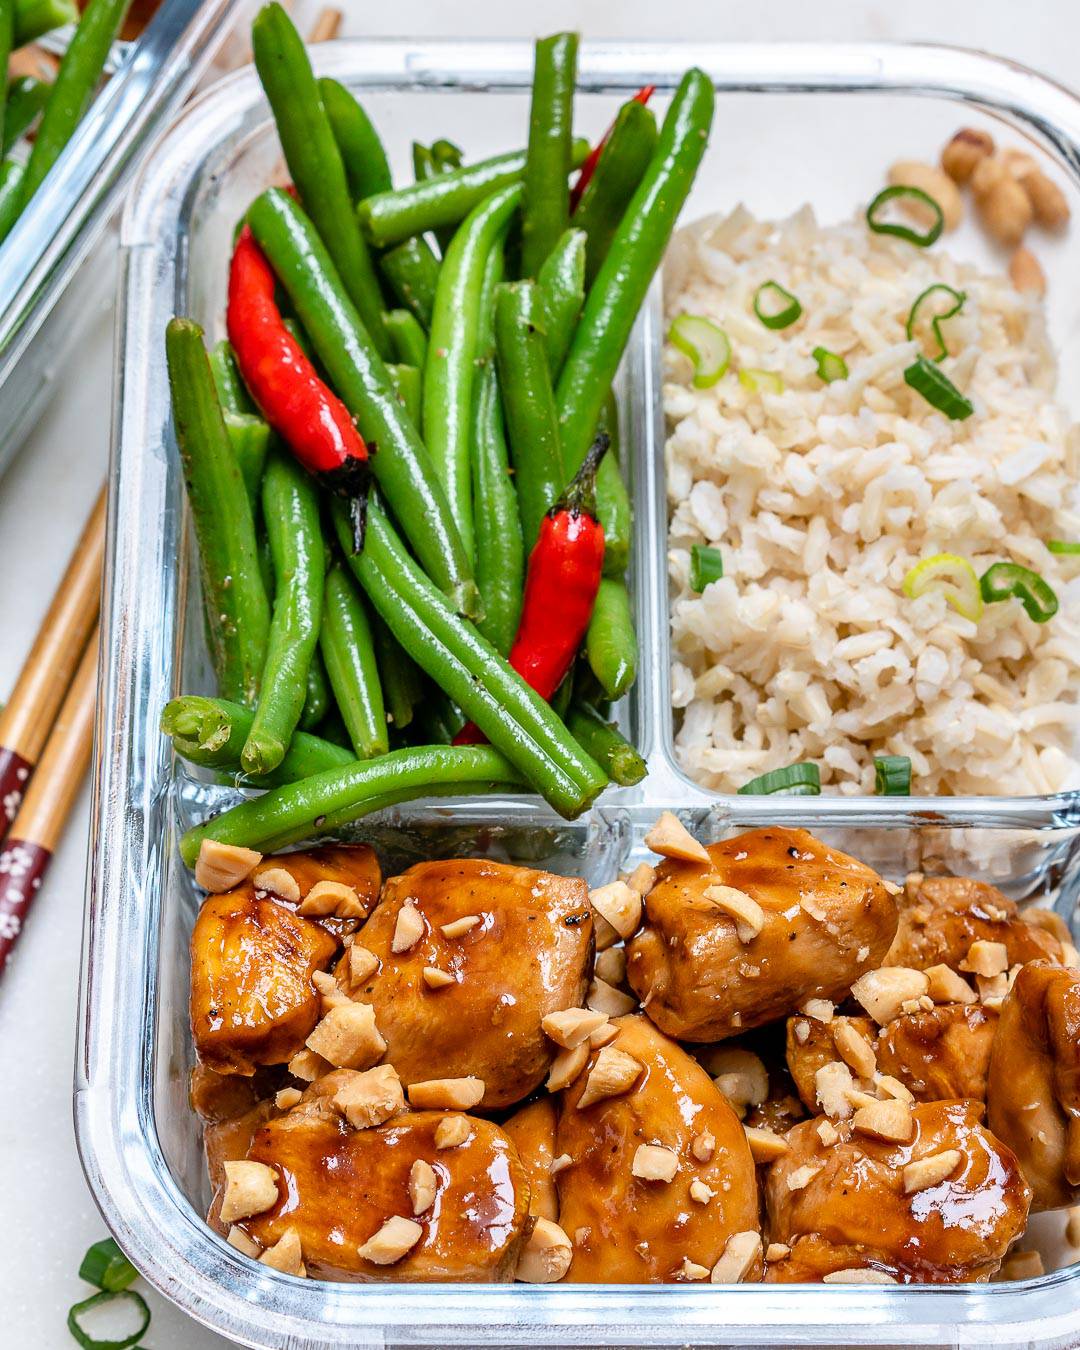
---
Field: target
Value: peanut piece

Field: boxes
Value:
[852,1098,913,1143]
[978,174,1033,246]
[626,862,657,896]
[408,1159,437,1215]
[274,1087,302,1111]
[252,866,300,903]
[832,1020,877,1080]
[259,1226,305,1277]
[744,1125,789,1163]
[588,880,641,939]
[677,1257,710,1281]
[902,1149,961,1194]
[924,963,976,1005]
[348,945,379,986]
[407,1076,485,1110]
[434,1115,471,1149]
[851,968,929,1024]
[1023,169,1069,229]
[577,1046,643,1109]
[391,902,425,953]
[440,914,480,938]
[815,1061,856,1120]
[594,946,626,987]
[332,1064,404,1129]
[704,884,765,942]
[822,1268,896,1284]
[786,1164,823,1192]
[1009,244,1047,296]
[586,976,636,1017]
[941,127,994,183]
[305,1002,386,1070]
[710,1230,762,1284]
[644,811,710,864]
[515,1218,573,1283]
[546,1042,590,1092]
[689,1180,714,1204]
[299,879,362,918]
[226,1226,261,1258]
[195,840,261,892]
[287,1048,330,1082]
[357,1216,423,1266]
[960,939,1008,977]
[221,1160,279,1223]
[691,1131,715,1163]
[631,1143,679,1182]
[422,966,455,989]
[542,1007,609,1049]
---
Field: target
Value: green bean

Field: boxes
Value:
[209,339,254,415]
[574,98,658,286]
[0,158,24,242]
[471,362,523,656]
[161,695,354,786]
[165,318,270,707]
[599,386,621,462]
[586,575,638,700]
[257,532,275,604]
[241,451,325,775]
[13,0,75,46]
[424,183,521,562]
[372,613,419,731]
[475,230,504,360]
[550,669,574,722]
[3,77,49,155]
[299,649,330,731]
[247,188,480,618]
[358,139,589,249]
[19,0,131,206]
[566,701,646,786]
[386,363,421,424]
[521,32,578,277]
[536,227,586,376]
[318,76,392,201]
[385,308,428,368]
[494,279,565,552]
[594,390,631,575]
[557,69,714,474]
[335,499,607,818]
[315,708,352,750]
[414,138,463,253]
[379,237,440,329]
[320,562,388,759]
[430,139,463,171]
[180,744,523,863]
[409,684,463,746]
[0,4,13,160]
[252,3,391,359]
[208,340,269,506]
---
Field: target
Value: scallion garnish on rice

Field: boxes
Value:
[906,283,966,361]
[737,762,821,795]
[753,280,802,329]
[812,346,848,382]
[980,562,1059,623]
[866,184,945,247]
[874,755,912,795]
[902,553,984,621]
[1048,540,1080,555]
[668,313,731,388]
[689,544,723,592]
[738,367,784,395]
[903,355,974,420]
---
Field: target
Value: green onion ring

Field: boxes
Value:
[78,1239,138,1294]
[874,755,912,795]
[753,280,802,330]
[689,544,723,592]
[902,553,983,622]
[1048,540,1080,556]
[903,355,974,421]
[906,283,966,361]
[812,346,848,383]
[668,313,731,388]
[866,184,944,247]
[737,762,821,795]
[980,562,1059,623]
[738,367,784,395]
[67,1290,151,1350]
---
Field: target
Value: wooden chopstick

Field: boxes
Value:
[308,7,342,42]
[0,626,99,974]
[0,484,104,843]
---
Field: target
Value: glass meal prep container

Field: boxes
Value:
[0,0,244,482]
[77,39,1080,1349]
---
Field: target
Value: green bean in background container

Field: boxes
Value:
[370,611,420,732]
[299,650,330,731]
[379,237,440,330]
[471,361,523,657]
[586,574,638,700]
[165,318,270,708]
[495,279,566,552]
[414,137,463,253]
[252,2,391,359]
[424,182,521,563]
[319,76,392,201]
[520,32,578,278]
[241,451,325,776]
[320,563,388,760]
[386,362,421,425]
[385,308,428,369]
[567,701,645,786]
[13,0,76,47]
[574,96,659,286]
[247,187,480,619]
[537,227,586,376]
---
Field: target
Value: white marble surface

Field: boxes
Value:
[2,1,1080,1346]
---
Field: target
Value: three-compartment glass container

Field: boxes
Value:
[77,38,1080,1348]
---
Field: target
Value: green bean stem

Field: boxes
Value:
[378,237,441,330]
[165,318,270,707]
[320,563,388,759]
[567,701,646,786]
[574,97,659,286]
[251,3,391,358]
[537,227,586,377]
[318,76,392,201]
[586,575,638,700]
[241,452,325,775]
[521,32,578,277]
[247,188,480,619]
[471,362,524,656]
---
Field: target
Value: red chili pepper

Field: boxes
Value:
[569,85,655,213]
[227,225,371,547]
[454,434,609,746]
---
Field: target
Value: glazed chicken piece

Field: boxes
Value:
[555,1014,760,1282]
[231,1089,530,1281]
[765,1101,1031,1283]
[886,874,1065,973]
[335,858,593,1109]
[786,1003,997,1111]
[987,960,1080,1211]
[250,843,383,938]
[502,1097,559,1221]
[626,828,897,1041]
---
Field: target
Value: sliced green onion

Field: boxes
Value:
[78,1239,138,1294]
[738,367,784,395]
[903,355,974,421]
[690,544,723,592]
[906,283,966,361]
[866,185,944,247]
[668,314,731,388]
[737,762,821,796]
[812,346,848,383]
[753,280,802,330]
[902,553,983,622]
[1048,540,1080,556]
[874,755,912,795]
[980,562,1059,624]
[67,1290,150,1350]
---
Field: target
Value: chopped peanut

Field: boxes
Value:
[226,1226,262,1258]
[786,1164,823,1192]
[631,1144,679,1182]
[765,1242,791,1262]
[408,1159,437,1215]
[924,964,976,1005]
[875,1074,914,1105]
[252,866,301,903]
[801,998,835,1023]
[851,968,929,1024]
[299,880,362,918]
[357,1215,423,1265]
[391,902,425,954]
[708,1047,769,1118]
[853,1098,913,1144]
[626,862,657,897]
[332,1064,405,1129]
[274,1087,302,1111]
[822,1268,897,1285]
[703,884,765,942]
[312,969,349,1010]
[195,840,261,892]
[407,1076,485,1110]
[586,976,637,1017]
[691,1131,716,1163]
[440,914,480,939]
[689,1180,714,1204]
[815,1061,856,1120]
[960,940,1008,977]
[588,880,641,939]
[422,966,455,990]
[434,1115,471,1149]
[589,1022,619,1048]
[832,1021,877,1080]
[677,1258,710,1281]
[902,1149,961,1194]
[594,946,626,987]
[710,1230,761,1284]
[287,1048,330,1081]
[542,1007,609,1049]
[744,1125,788,1163]
[515,1218,573,1283]
[577,1046,643,1109]
[259,1226,305,1277]
[816,1120,839,1147]
[941,127,994,183]
[306,1002,386,1070]
[977,971,1009,1007]
[348,945,379,986]
[546,1042,590,1092]
[549,1152,573,1176]
[644,811,710,864]
[221,1160,279,1223]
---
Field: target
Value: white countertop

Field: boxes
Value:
[2,1,1080,1346]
